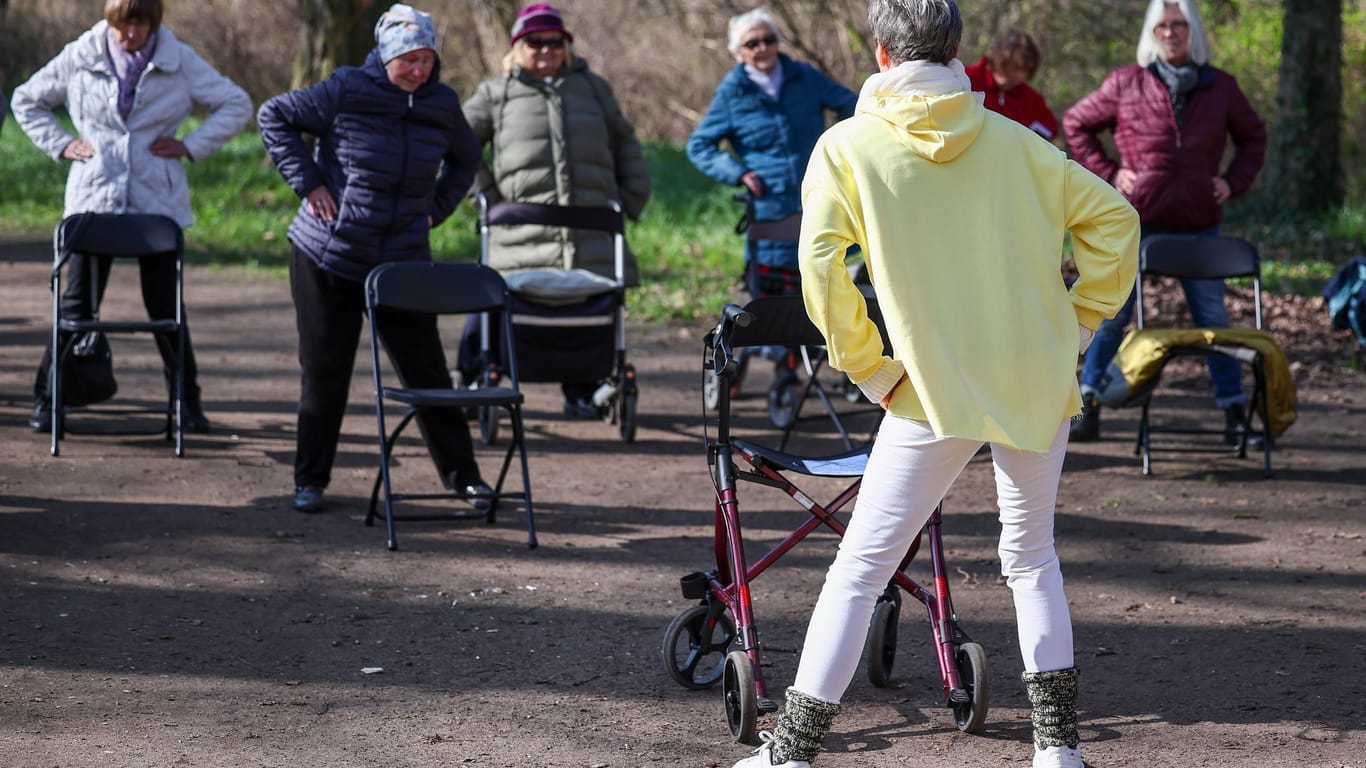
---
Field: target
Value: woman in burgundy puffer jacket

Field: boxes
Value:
[1064,0,1265,443]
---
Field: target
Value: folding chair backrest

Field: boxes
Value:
[366,262,508,316]
[1138,234,1262,329]
[745,213,802,243]
[1140,234,1259,280]
[56,213,182,263]
[732,292,890,352]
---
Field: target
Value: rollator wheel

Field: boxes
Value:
[703,370,722,411]
[661,604,736,690]
[865,597,900,687]
[951,642,990,734]
[619,388,638,443]
[723,650,758,743]
[767,377,802,429]
[477,405,499,446]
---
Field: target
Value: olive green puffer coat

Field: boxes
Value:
[464,57,650,285]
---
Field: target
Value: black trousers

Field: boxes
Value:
[34,252,199,401]
[290,246,482,490]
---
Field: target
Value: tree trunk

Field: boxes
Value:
[292,0,384,89]
[1265,0,1343,216]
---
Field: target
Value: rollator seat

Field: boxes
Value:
[731,437,870,477]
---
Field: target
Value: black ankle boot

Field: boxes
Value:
[182,387,211,434]
[1069,395,1100,442]
[29,399,52,432]
[1223,403,1245,446]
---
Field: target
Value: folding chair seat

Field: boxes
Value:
[47,212,187,457]
[1110,234,1295,477]
[364,262,535,550]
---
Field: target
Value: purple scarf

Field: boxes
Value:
[106,28,158,121]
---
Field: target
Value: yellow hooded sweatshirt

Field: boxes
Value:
[800,60,1139,453]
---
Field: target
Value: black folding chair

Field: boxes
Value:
[48,213,187,457]
[1130,234,1280,477]
[364,262,535,550]
[726,293,888,451]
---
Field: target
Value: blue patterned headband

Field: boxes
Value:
[375,3,437,63]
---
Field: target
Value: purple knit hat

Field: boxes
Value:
[509,3,573,46]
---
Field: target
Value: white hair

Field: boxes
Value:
[727,7,781,55]
[1135,0,1210,66]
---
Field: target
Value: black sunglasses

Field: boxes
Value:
[523,35,566,50]
[742,34,778,50]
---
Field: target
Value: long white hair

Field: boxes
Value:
[1135,0,1210,66]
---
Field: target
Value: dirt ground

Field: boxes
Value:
[1,239,1363,768]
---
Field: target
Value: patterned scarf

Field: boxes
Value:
[106,28,158,121]
[1150,58,1199,125]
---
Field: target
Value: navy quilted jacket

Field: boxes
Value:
[258,49,480,282]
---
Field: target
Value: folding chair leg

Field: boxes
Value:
[370,410,416,551]
[1139,404,1153,476]
[510,406,537,549]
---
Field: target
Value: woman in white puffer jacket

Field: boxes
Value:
[11,0,251,434]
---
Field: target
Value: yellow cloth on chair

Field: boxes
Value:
[1113,328,1297,438]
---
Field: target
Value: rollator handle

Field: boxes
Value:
[722,303,753,329]
[708,304,754,378]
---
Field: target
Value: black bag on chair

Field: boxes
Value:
[61,331,118,407]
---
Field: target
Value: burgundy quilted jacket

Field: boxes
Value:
[1063,64,1265,231]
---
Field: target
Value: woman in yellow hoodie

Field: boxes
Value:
[729,2,1138,768]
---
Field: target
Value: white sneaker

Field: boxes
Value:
[1033,745,1084,768]
[732,732,809,768]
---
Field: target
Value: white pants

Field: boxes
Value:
[792,417,1074,704]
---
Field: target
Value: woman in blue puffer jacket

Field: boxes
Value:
[686,7,857,296]
[258,3,486,514]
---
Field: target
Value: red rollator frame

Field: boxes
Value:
[662,299,990,743]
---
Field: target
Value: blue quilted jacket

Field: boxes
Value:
[258,49,480,282]
[686,54,856,270]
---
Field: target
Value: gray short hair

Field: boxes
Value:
[1135,0,1210,66]
[867,0,961,66]
[727,7,781,55]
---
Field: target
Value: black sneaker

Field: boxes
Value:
[292,486,325,513]
[29,400,51,432]
[563,397,602,420]
[463,481,494,513]
[1069,395,1100,442]
[182,402,212,434]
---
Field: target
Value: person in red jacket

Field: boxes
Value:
[1063,0,1265,442]
[964,28,1058,141]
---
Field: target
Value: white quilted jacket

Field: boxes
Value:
[10,22,250,228]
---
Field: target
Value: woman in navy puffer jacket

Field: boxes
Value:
[258,3,487,514]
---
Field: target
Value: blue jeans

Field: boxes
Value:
[1080,227,1245,408]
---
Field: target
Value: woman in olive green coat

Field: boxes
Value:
[464,3,650,286]
[462,3,650,416]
